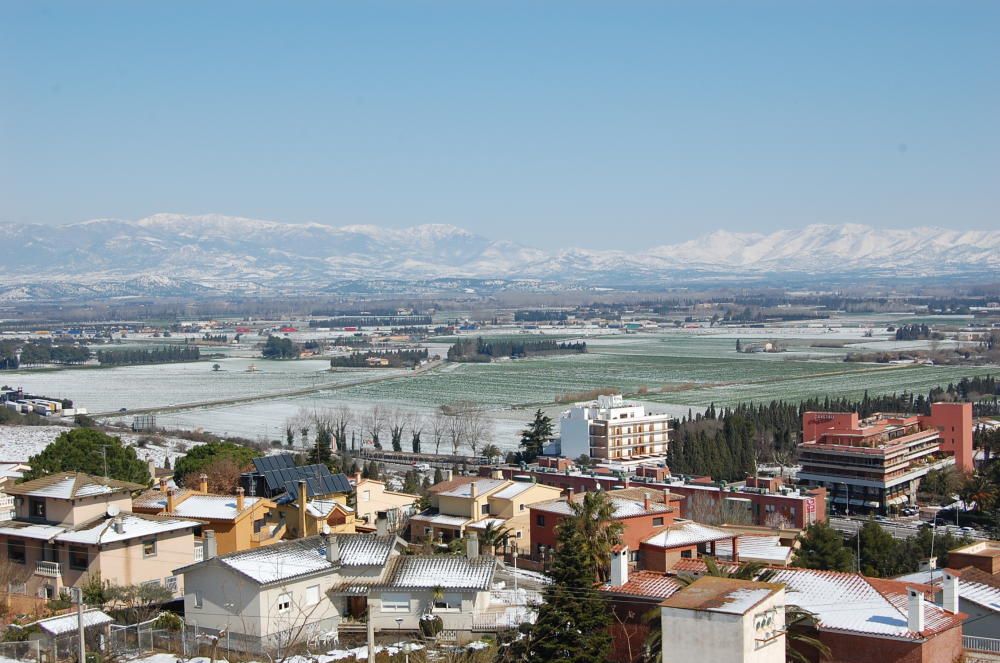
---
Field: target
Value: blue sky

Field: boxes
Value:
[1,1,997,249]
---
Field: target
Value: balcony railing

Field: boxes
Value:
[35,560,61,578]
[965,635,1000,654]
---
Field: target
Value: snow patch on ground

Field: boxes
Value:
[0,425,202,467]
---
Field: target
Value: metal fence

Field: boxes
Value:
[0,641,40,663]
[965,635,1000,654]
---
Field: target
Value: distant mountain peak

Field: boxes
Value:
[1,214,996,299]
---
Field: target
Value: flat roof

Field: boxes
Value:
[660,576,782,615]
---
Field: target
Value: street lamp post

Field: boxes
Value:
[394,617,403,646]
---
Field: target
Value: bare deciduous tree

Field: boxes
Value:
[365,405,385,449]
[431,410,448,455]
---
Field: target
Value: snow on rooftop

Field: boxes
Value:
[385,556,495,590]
[643,521,732,548]
[0,521,66,541]
[769,569,961,639]
[438,479,507,498]
[56,514,197,545]
[32,609,113,635]
[490,482,537,500]
[532,495,669,519]
[715,535,793,564]
[958,578,1000,612]
[170,495,261,520]
[218,535,396,584]
[410,512,471,527]
[711,587,777,615]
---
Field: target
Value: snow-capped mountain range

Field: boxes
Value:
[2,214,998,298]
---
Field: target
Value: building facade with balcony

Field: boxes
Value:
[559,394,674,463]
[0,472,199,599]
[798,402,973,515]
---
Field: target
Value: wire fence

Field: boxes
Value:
[0,641,40,663]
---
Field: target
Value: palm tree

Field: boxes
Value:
[960,473,997,513]
[478,521,513,556]
[642,559,830,663]
[568,491,624,582]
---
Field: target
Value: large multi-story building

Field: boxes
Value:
[560,394,674,463]
[798,402,972,515]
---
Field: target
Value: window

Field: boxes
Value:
[68,546,88,571]
[305,585,320,606]
[381,592,410,613]
[433,592,463,611]
[680,550,692,559]
[652,517,664,527]
[519,503,525,511]
[515,530,522,538]
[142,579,161,589]
[481,504,490,515]
[362,490,371,502]
[536,515,545,527]
[142,539,157,558]
[192,591,203,609]
[424,527,433,537]
[165,576,179,593]
[7,540,25,564]
[29,498,46,520]
[277,593,292,612]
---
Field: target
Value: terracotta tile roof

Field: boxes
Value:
[599,571,684,600]
[668,558,741,575]
[7,472,145,499]
[428,477,478,494]
[661,577,783,615]
[769,568,965,640]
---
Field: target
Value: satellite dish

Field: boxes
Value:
[322,524,331,535]
[107,504,121,517]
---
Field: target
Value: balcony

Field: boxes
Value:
[35,560,61,578]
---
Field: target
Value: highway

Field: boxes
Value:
[828,516,989,541]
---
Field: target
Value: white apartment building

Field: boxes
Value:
[559,394,674,463]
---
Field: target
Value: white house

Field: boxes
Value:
[175,532,517,653]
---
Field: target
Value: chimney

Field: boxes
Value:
[166,488,177,513]
[610,546,629,587]
[466,532,480,559]
[942,570,960,613]
[643,492,651,511]
[199,473,209,494]
[444,469,453,482]
[354,471,362,485]
[491,469,503,479]
[159,477,168,493]
[325,534,341,565]
[469,481,478,499]
[113,514,125,534]
[907,587,925,633]
[203,529,217,560]
[565,486,574,499]
[623,475,630,489]
[236,487,245,512]
[663,488,672,506]
[148,460,158,484]
[297,479,308,538]
[376,513,389,536]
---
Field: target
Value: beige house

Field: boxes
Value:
[352,475,418,533]
[411,477,562,552]
[0,473,200,599]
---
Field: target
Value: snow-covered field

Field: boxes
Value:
[0,425,201,466]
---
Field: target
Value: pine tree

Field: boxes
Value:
[793,523,854,572]
[518,409,553,462]
[508,519,612,662]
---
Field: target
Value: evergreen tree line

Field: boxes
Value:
[96,345,199,366]
[261,335,297,359]
[894,323,940,340]
[1,339,91,368]
[447,337,586,362]
[329,348,427,368]
[667,378,996,480]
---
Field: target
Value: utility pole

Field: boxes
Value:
[367,590,375,663]
[72,587,85,663]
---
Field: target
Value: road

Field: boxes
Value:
[829,516,989,541]
[92,359,447,418]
